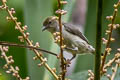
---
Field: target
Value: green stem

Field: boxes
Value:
[94,0,103,80]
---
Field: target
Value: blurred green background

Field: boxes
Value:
[0,0,120,80]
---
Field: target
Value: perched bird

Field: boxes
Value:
[42,16,95,60]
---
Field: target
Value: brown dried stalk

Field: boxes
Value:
[56,0,67,80]
[88,70,94,80]
[110,63,119,80]
[1,0,59,79]
[101,1,120,73]
[109,53,120,80]
[104,53,120,70]
[0,41,57,56]
[0,45,30,80]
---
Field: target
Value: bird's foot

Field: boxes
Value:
[64,55,76,67]
[60,59,71,67]
[66,59,71,63]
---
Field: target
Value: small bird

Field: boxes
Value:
[42,16,95,60]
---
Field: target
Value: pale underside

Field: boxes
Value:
[55,23,95,55]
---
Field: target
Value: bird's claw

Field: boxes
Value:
[63,59,71,67]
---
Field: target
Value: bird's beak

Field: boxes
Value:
[42,26,47,31]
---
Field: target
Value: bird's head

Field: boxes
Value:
[42,16,59,33]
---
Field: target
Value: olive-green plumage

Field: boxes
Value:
[42,16,95,60]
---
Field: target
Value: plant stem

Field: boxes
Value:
[57,0,66,79]
[94,0,103,80]
[100,1,119,73]
[0,41,57,56]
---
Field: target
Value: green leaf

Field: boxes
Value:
[62,0,76,22]
[67,71,88,80]
[73,0,97,73]
[43,41,59,80]
[0,70,13,80]
[24,0,54,80]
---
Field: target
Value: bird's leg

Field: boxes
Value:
[65,54,76,66]
[70,54,76,61]
[64,47,77,65]
[58,53,69,68]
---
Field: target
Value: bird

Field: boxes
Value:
[42,16,95,61]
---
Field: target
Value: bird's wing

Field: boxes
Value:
[63,23,89,44]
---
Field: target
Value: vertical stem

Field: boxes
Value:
[57,0,65,80]
[95,0,103,80]
[59,14,65,80]
[100,3,118,72]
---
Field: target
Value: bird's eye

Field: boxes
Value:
[49,21,52,24]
